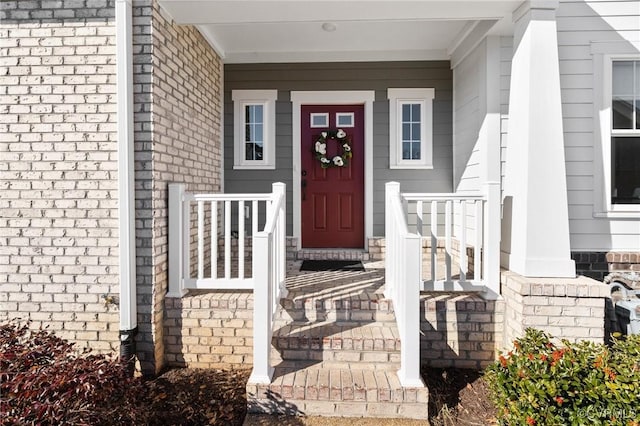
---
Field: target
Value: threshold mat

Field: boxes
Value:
[300,260,365,272]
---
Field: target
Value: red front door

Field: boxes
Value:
[301,105,365,248]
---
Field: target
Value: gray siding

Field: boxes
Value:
[555,0,640,251]
[224,62,453,237]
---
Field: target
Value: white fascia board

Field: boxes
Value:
[196,25,226,59]
[449,19,499,68]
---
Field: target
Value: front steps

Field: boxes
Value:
[246,267,428,419]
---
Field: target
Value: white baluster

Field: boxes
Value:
[238,200,245,280]
[224,200,231,279]
[474,200,483,282]
[430,200,438,283]
[197,201,204,280]
[445,200,452,283]
[211,201,217,279]
[460,201,467,282]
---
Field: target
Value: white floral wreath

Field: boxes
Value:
[314,129,352,168]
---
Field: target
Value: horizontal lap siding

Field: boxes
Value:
[224,62,453,237]
[556,0,640,251]
[453,40,484,194]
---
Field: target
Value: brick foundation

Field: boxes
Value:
[420,294,504,368]
[501,271,610,347]
[164,292,253,368]
[571,251,640,281]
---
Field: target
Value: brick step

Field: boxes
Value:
[246,368,428,419]
[271,356,399,371]
[272,322,400,351]
[278,293,395,323]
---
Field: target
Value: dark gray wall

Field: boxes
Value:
[224,61,453,236]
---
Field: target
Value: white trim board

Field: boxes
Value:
[290,91,375,251]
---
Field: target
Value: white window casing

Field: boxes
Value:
[592,47,640,217]
[232,89,277,170]
[387,88,435,169]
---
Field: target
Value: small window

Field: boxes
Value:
[611,60,640,205]
[232,90,277,170]
[336,112,354,127]
[387,88,435,169]
[310,113,328,128]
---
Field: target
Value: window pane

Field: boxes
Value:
[245,124,252,142]
[254,142,263,161]
[253,105,263,123]
[411,104,421,120]
[402,142,411,160]
[412,142,421,160]
[636,100,640,130]
[402,123,410,140]
[402,104,411,122]
[311,113,328,127]
[612,136,640,204]
[254,124,263,142]
[636,61,640,97]
[411,123,421,141]
[245,142,255,161]
[336,113,354,127]
[612,61,633,96]
[613,98,634,129]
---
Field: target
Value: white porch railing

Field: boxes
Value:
[168,182,287,383]
[385,181,501,386]
[168,182,286,295]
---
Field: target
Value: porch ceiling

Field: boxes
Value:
[157,0,521,63]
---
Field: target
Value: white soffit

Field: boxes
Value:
[158,1,519,63]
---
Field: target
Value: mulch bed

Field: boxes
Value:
[142,368,251,426]
[143,367,496,425]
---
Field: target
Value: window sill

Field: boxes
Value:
[593,209,640,219]
[233,164,276,171]
[389,164,434,170]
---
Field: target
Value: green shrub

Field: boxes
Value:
[485,328,640,426]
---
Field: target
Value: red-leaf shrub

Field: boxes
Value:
[0,321,149,425]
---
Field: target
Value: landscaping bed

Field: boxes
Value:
[1,321,498,425]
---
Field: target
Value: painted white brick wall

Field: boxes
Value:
[0,0,120,352]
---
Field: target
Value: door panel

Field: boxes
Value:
[301,105,365,248]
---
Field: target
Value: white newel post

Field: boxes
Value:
[384,182,400,301]
[483,181,501,298]
[398,233,425,388]
[502,0,576,277]
[250,232,274,384]
[272,182,287,298]
[168,183,187,297]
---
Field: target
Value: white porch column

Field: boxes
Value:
[501,1,576,277]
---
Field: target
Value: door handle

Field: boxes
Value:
[301,179,307,201]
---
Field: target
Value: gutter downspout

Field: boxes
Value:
[115,0,137,372]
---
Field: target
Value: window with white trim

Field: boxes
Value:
[232,90,277,170]
[387,88,435,169]
[611,59,640,205]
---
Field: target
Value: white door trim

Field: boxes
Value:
[291,90,375,251]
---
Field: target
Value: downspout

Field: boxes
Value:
[115,0,137,372]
